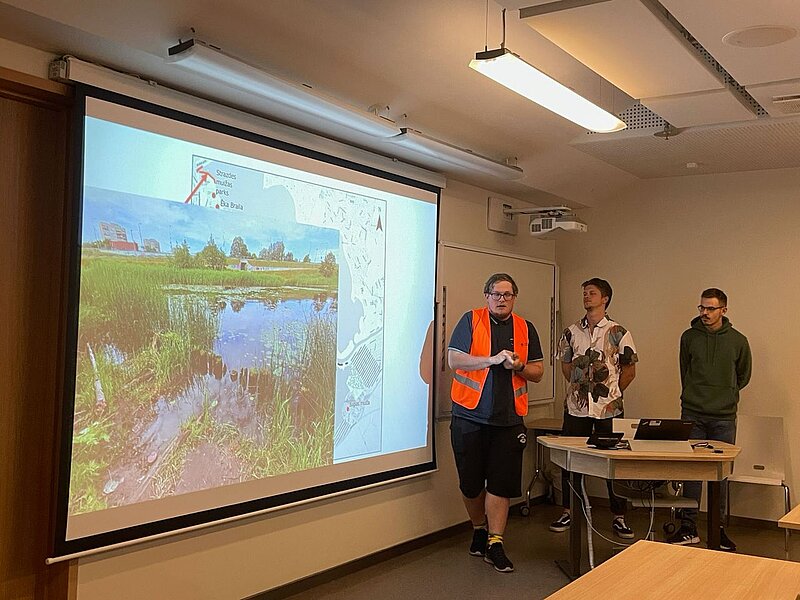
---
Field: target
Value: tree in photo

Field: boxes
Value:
[229,236,250,259]
[302,254,311,263]
[266,240,285,261]
[319,251,337,277]
[196,235,227,270]
[173,240,194,269]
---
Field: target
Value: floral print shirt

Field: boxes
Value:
[558,315,638,419]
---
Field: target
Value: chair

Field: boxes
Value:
[726,414,792,558]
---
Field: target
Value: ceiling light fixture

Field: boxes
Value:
[390,128,524,180]
[167,38,400,138]
[469,9,626,134]
[166,38,524,180]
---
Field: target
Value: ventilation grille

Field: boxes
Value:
[772,95,800,115]
[531,217,554,233]
[617,102,666,130]
[585,102,666,136]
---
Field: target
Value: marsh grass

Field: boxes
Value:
[69,416,113,513]
[236,312,336,478]
[70,252,339,511]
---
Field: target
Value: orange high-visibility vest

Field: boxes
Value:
[451,307,530,416]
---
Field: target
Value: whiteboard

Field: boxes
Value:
[435,243,556,418]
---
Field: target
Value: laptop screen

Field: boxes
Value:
[633,419,694,441]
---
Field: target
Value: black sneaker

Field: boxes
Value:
[719,528,737,552]
[549,512,571,533]
[666,524,700,545]
[484,542,514,572]
[469,528,488,556]
[612,517,635,539]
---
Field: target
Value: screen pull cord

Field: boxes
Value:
[580,474,596,570]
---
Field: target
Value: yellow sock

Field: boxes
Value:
[487,533,503,546]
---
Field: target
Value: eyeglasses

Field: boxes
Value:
[488,292,517,301]
[697,305,724,313]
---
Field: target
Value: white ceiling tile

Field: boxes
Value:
[662,0,800,86]
[642,88,757,128]
[520,0,724,99]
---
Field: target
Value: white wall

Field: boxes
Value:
[556,167,800,521]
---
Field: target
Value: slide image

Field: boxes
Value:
[69,174,340,515]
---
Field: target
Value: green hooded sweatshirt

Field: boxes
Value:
[679,316,751,419]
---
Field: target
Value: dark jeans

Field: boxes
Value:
[560,413,627,516]
[679,412,737,527]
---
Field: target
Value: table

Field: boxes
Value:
[520,417,563,516]
[539,435,740,579]
[544,539,800,599]
[779,504,800,532]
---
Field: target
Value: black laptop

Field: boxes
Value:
[633,419,694,441]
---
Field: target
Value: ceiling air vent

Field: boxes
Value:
[771,94,800,115]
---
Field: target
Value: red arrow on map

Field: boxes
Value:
[185,165,217,204]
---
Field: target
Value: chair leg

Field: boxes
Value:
[784,483,791,559]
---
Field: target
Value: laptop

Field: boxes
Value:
[612,418,640,440]
[629,418,695,453]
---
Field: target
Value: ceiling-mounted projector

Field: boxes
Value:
[530,213,587,236]
[496,204,587,236]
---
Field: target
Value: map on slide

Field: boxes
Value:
[189,156,386,460]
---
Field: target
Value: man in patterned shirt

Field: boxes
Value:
[549,278,638,539]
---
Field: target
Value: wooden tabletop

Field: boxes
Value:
[545,540,800,599]
[538,435,740,462]
[779,504,800,531]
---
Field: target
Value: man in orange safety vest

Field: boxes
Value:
[448,273,544,573]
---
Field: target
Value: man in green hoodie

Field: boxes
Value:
[668,288,751,551]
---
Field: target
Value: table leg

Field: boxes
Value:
[524,432,543,514]
[707,481,721,549]
[570,471,584,575]
[556,471,584,580]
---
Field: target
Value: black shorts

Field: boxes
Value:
[450,416,527,499]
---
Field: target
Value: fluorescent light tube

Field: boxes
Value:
[390,128,524,180]
[469,48,626,133]
[168,39,400,138]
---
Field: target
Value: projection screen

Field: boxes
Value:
[54,86,439,556]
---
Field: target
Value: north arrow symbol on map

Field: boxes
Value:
[376,215,383,231]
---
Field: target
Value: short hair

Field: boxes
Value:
[484,273,518,295]
[701,288,727,306]
[582,277,613,309]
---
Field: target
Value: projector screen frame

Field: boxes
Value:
[52,83,440,559]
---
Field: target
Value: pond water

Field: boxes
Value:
[103,293,337,504]
[213,295,335,371]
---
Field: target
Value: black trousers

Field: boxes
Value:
[560,413,627,516]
